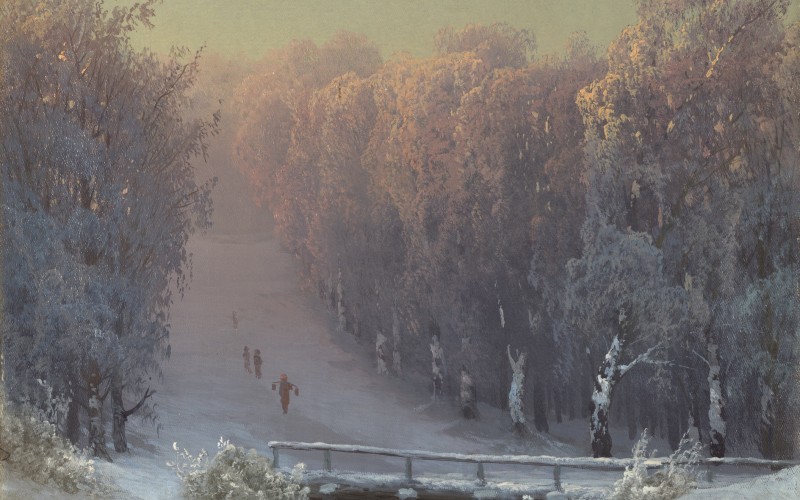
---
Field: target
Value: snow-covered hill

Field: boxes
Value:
[4,231,794,499]
[94,231,577,498]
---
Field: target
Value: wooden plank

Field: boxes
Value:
[268,441,651,470]
[268,440,800,471]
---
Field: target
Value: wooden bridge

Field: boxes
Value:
[269,440,799,499]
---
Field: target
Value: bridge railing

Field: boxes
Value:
[268,441,799,492]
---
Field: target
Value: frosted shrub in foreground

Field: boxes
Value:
[169,437,309,499]
[0,406,102,495]
[610,430,701,500]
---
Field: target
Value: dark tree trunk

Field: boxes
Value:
[553,386,563,424]
[567,387,576,421]
[667,402,680,451]
[111,384,127,453]
[707,340,726,458]
[648,399,659,438]
[87,361,111,462]
[533,380,549,433]
[65,396,81,445]
[111,381,154,454]
[626,393,638,441]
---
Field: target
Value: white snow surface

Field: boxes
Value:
[681,465,800,499]
[3,231,795,498]
[4,232,573,499]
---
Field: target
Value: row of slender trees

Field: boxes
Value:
[1,0,216,459]
[234,0,800,459]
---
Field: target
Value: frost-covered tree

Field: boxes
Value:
[565,225,687,457]
[576,0,798,458]
[1,0,216,457]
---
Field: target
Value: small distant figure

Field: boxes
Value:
[460,365,477,419]
[243,346,252,374]
[232,310,239,330]
[272,374,299,414]
[253,349,263,379]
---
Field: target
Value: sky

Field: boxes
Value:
[121,0,644,59]
[119,0,800,61]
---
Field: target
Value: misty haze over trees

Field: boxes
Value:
[0,1,798,493]
[231,0,800,460]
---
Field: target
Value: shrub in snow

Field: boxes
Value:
[610,430,701,500]
[0,406,102,495]
[169,437,310,499]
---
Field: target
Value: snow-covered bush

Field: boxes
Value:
[169,437,310,499]
[610,430,701,500]
[0,406,102,495]
[16,379,72,431]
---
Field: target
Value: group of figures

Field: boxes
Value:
[233,313,300,413]
[242,345,263,379]
[242,346,299,414]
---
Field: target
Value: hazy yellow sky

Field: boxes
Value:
[121,0,800,60]
[122,0,634,59]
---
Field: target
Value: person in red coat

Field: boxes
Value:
[272,374,298,414]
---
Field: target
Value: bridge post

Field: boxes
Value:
[553,464,562,492]
[272,448,280,469]
[477,462,485,484]
[324,450,332,472]
[405,457,413,481]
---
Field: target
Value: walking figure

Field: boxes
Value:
[253,349,263,379]
[243,346,252,374]
[272,374,299,414]
[232,310,239,330]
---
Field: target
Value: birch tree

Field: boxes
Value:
[566,225,686,457]
[507,345,528,435]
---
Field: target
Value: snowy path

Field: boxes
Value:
[93,232,578,499]
[6,230,795,498]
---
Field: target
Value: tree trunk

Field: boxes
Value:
[87,361,111,461]
[533,379,549,432]
[554,386,563,424]
[567,387,576,421]
[626,393,637,441]
[757,292,791,459]
[507,345,528,435]
[65,395,81,445]
[112,383,154,454]
[391,308,402,376]
[590,384,613,458]
[590,336,623,458]
[111,383,127,453]
[667,402,680,451]
[707,341,726,458]
[336,269,346,333]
